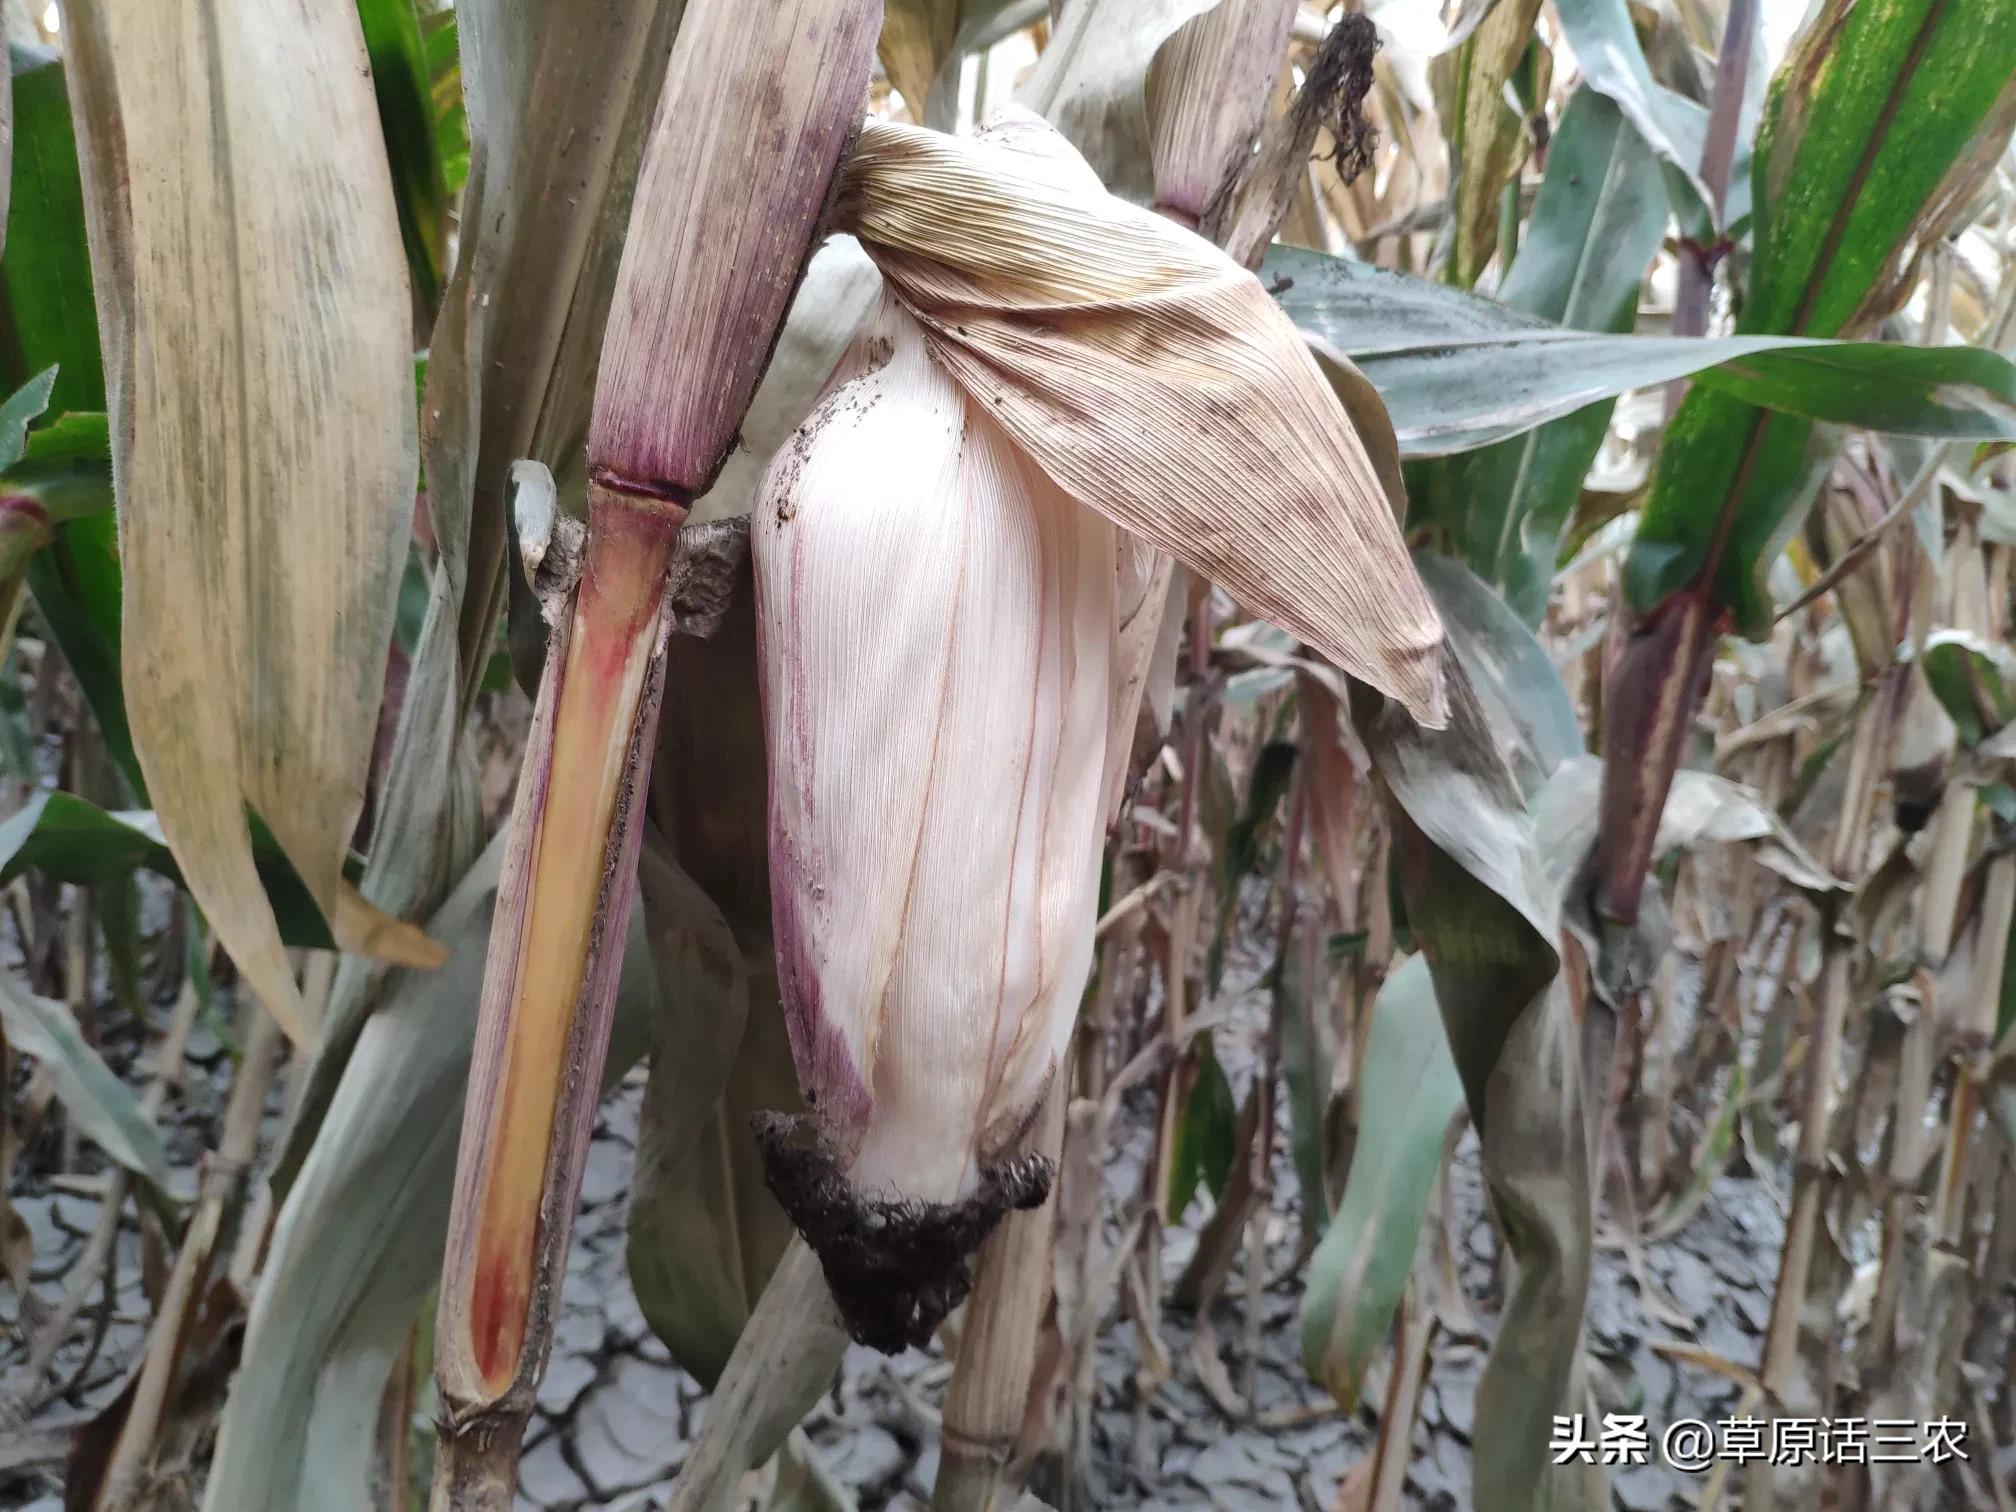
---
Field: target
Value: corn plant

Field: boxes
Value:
[3,3,2016,1512]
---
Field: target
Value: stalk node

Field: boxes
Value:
[587,466,699,514]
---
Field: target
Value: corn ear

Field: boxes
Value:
[753,295,1111,1349]
[66,0,419,1045]
[430,1,879,1500]
[835,111,1447,727]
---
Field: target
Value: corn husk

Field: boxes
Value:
[752,294,1115,1349]
[835,110,1447,728]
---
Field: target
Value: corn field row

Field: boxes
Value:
[1,1,2015,1510]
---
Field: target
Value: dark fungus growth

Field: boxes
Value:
[754,1111,1054,1353]
[1310,12,1381,186]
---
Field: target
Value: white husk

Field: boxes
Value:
[753,110,1452,1214]
[754,296,1118,1204]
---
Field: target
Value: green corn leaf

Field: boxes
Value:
[1418,89,1669,621]
[1416,551,1584,797]
[2,48,105,417]
[1551,0,1752,231]
[1623,0,2016,635]
[1357,653,1597,1512]
[625,541,805,1389]
[1206,738,1298,992]
[420,11,468,195]
[26,512,136,795]
[1300,953,1463,1409]
[1277,895,1336,1240]
[0,366,54,469]
[1267,247,2016,458]
[1169,1034,1239,1218]
[627,844,802,1389]
[0,968,170,1189]
[357,0,452,312]
[202,833,658,1512]
[2,409,113,522]
[3,48,135,791]
[1919,631,2016,748]
[0,790,344,951]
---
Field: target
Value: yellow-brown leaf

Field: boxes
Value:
[67,0,420,1043]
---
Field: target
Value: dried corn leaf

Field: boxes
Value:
[1101,543,1179,823]
[1018,0,1220,199]
[67,0,418,1043]
[1146,0,1298,226]
[837,113,1446,727]
[880,0,960,118]
[278,0,689,1171]
[1430,0,1543,287]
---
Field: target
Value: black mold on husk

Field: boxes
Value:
[753,1111,1053,1354]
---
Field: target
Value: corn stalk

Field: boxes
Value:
[428,4,880,1503]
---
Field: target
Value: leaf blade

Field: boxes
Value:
[1268,247,2016,454]
[69,0,421,1041]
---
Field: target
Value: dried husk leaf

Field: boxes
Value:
[588,0,884,500]
[66,0,418,1044]
[834,112,1447,727]
[753,295,1113,1348]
